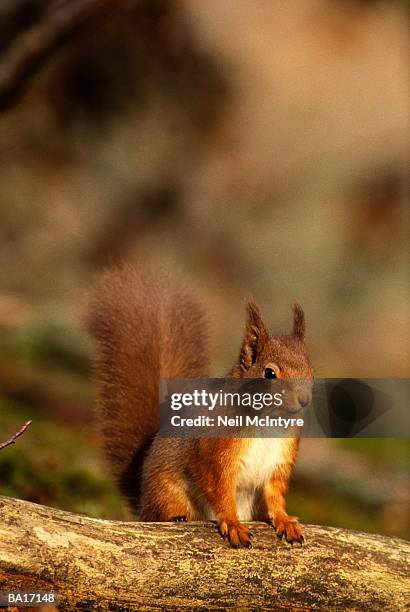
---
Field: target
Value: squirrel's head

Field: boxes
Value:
[230,300,313,396]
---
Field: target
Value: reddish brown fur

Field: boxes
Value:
[87,265,209,507]
[88,266,313,547]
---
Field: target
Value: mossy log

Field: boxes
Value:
[0,496,408,611]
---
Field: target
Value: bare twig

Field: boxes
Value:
[0,420,32,450]
[0,0,117,111]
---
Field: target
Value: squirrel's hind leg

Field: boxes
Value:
[139,439,195,522]
[139,476,195,522]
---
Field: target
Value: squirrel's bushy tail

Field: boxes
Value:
[87,264,209,510]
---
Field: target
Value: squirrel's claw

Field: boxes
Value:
[218,519,253,548]
[269,514,304,545]
[171,515,188,522]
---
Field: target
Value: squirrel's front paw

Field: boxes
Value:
[218,518,253,548]
[269,514,304,544]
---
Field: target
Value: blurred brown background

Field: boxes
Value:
[0,0,408,537]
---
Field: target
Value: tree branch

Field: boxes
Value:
[0,420,32,450]
[0,0,117,111]
[0,495,408,610]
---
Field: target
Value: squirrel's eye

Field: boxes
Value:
[264,367,277,379]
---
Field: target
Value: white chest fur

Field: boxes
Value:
[235,438,290,520]
[236,438,289,490]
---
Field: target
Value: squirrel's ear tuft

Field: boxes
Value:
[246,299,267,333]
[293,303,306,343]
[238,300,268,370]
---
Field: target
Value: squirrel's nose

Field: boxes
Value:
[298,393,311,408]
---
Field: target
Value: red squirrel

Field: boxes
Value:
[87,264,313,548]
